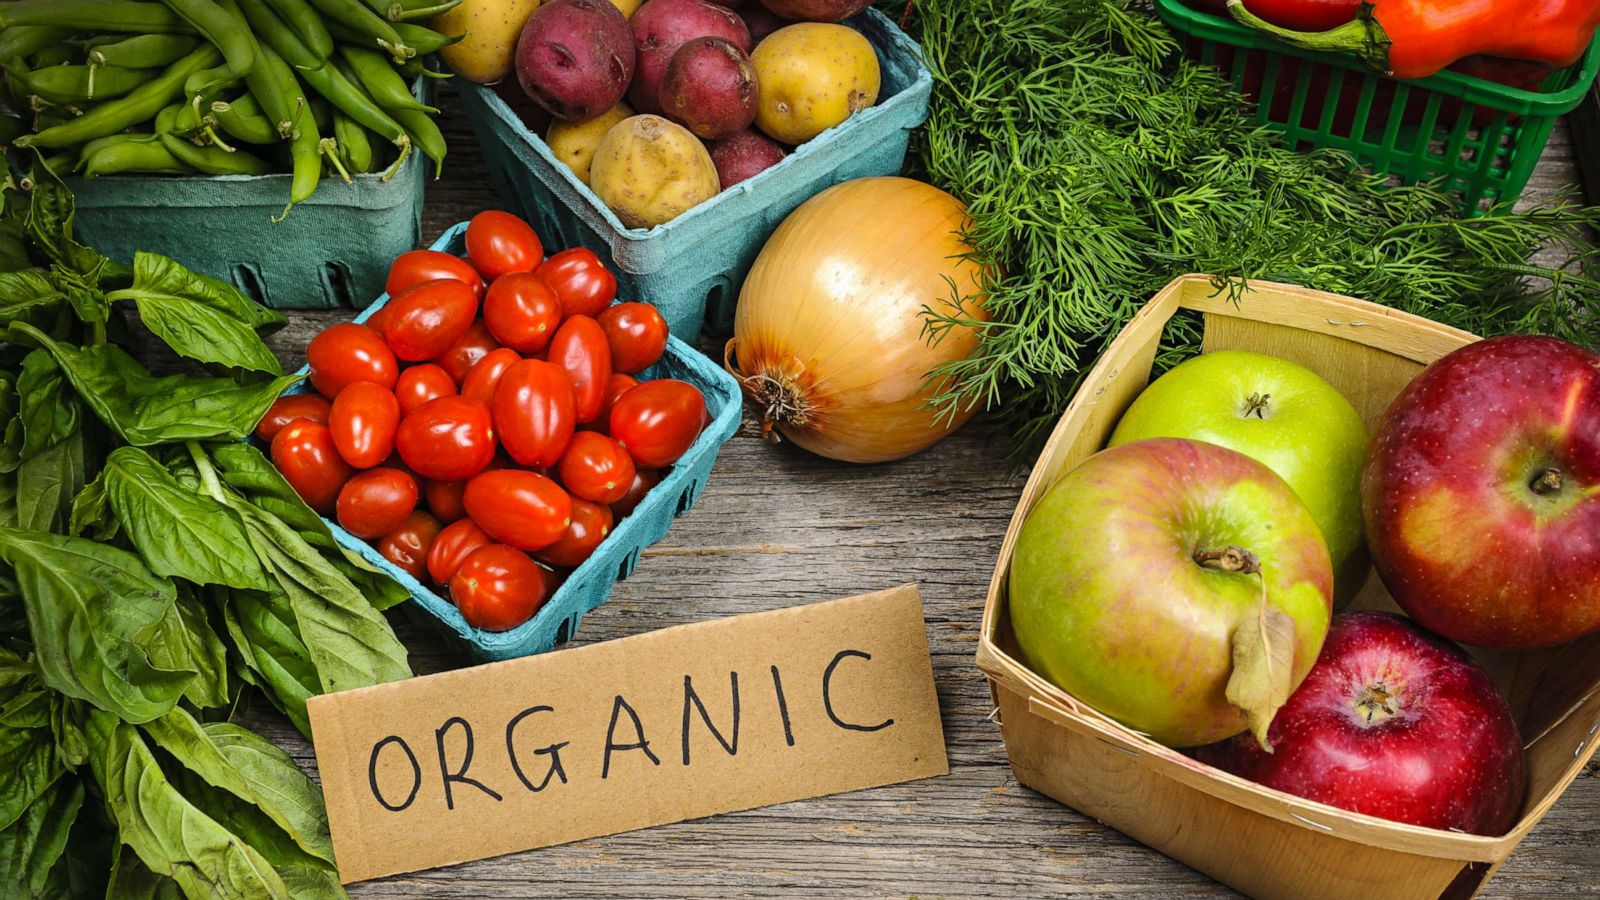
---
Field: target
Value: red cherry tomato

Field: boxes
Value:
[336,468,419,539]
[436,321,501,385]
[364,303,392,339]
[329,381,401,469]
[395,363,456,416]
[395,396,497,481]
[482,271,561,354]
[306,323,397,397]
[424,478,467,523]
[450,544,551,631]
[271,420,353,515]
[536,247,616,320]
[460,347,522,406]
[492,359,576,468]
[426,517,493,584]
[382,279,479,362]
[386,249,485,298]
[557,431,636,505]
[377,511,442,581]
[597,303,669,374]
[465,210,542,280]
[463,469,573,551]
[597,372,639,421]
[534,498,613,568]
[611,468,660,518]
[255,393,330,442]
[548,315,611,423]
[609,379,707,468]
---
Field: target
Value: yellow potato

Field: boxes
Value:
[751,23,880,146]
[608,0,640,17]
[546,102,633,185]
[590,115,719,229]
[434,0,542,84]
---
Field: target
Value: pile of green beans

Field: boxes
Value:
[0,0,457,217]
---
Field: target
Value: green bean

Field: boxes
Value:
[264,0,334,59]
[38,151,77,176]
[154,101,183,133]
[31,43,80,68]
[160,0,258,80]
[211,97,277,143]
[235,0,323,70]
[331,109,372,173]
[390,0,458,21]
[75,131,152,168]
[307,0,411,61]
[158,132,272,174]
[16,43,221,149]
[282,80,321,217]
[395,58,450,80]
[246,41,298,139]
[299,53,405,145]
[338,45,434,113]
[308,94,332,130]
[83,135,192,175]
[16,64,152,104]
[0,0,193,33]
[87,34,201,69]
[0,26,74,64]
[393,21,458,53]
[388,105,440,178]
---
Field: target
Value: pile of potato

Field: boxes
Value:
[438,0,881,228]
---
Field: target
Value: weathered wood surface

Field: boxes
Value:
[241,84,1600,898]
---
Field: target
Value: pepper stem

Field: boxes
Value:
[1225,0,1394,74]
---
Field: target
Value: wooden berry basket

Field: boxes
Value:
[975,274,1600,900]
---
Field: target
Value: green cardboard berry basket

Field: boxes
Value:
[456,8,932,338]
[283,221,744,662]
[1156,0,1600,213]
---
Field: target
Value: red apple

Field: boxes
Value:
[1195,611,1526,835]
[1363,335,1600,648]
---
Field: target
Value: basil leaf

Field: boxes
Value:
[109,252,286,335]
[67,472,118,541]
[0,775,81,897]
[0,220,31,274]
[0,527,191,723]
[0,270,66,331]
[24,166,110,285]
[144,587,229,710]
[84,711,290,899]
[16,349,77,459]
[232,504,412,695]
[0,677,51,728]
[0,470,15,529]
[214,588,318,738]
[42,787,115,900]
[207,443,336,550]
[162,765,344,900]
[108,846,185,900]
[335,556,411,612]
[0,721,60,833]
[18,328,299,447]
[49,264,107,328]
[124,294,283,375]
[144,709,334,866]
[102,446,270,591]
[50,695,89,769]
[15,426,85,533]
[0,370,18,475]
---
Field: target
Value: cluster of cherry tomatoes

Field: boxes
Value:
[257,210,710,632]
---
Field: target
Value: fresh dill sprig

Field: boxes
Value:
[903,0,1600,457]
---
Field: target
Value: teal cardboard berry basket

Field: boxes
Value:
[285,221,744,661]
[456,8,932,338]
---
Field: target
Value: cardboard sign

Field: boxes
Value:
[308,584,948,882]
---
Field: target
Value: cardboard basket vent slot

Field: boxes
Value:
[976,275,1600,900]
[231,263,268,305]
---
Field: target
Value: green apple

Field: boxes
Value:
[1009,438,1333,747]
[1109,350,1367,601]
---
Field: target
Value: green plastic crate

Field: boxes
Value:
[68,157,424,310]
[1156,0,1600,213]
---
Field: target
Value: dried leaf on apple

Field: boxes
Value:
[1226,597,1296,752]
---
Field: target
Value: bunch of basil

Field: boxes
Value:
[0,165,411,898]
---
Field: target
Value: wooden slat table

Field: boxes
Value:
[243,84,1600,898]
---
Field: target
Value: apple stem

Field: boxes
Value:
[1242,393,1271,419]
[1531,467,1564,495]
[1194,545,1262,575]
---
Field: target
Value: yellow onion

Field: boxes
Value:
[725,177,988,463]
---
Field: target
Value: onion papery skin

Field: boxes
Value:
[728,176,988,464]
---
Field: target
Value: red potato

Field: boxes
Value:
[754,0,868,21]
[708,128,785,187]
[740,3,789,40]
[658,37,758,139]
[627,0,750,114]
[516,0,637,122]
